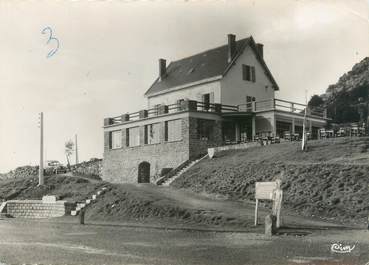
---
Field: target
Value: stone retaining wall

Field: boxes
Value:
[4,200,75,218]
[71,159,102,179]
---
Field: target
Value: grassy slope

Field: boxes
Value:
[172,137,369,224]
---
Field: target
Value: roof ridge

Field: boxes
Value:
[167,37,251,66]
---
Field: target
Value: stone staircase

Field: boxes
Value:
[160,154,208,186]
[70,186,108,216]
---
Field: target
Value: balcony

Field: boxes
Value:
[238,99,328,119]
[104,99,328,126]
[104,100,240,126]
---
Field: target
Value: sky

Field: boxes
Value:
[0,0,368,173]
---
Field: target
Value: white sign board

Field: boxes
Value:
[255,182,277,200]
[208,148,215,159]
[254,180,283,228]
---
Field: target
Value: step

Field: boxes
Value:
[71,210,78,216]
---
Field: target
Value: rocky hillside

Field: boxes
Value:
[0,159,102,181]
[70,158,102,179]
[309,57,369,124]
[172,137,369,225]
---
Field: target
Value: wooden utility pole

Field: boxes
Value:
[302,90,308,151]
[75,134,79,164]
[38,112,44,186]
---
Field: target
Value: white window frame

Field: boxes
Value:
[128,127,140,147]
[145,123,161,145]
[111,130,122,149]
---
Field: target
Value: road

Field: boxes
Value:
[0,218,368,265]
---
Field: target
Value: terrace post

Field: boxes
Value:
[139,110,148,119]
[104,118,113,126]
[214,103,222,113]
[158,104,169,115]
[306,107,311,115]
[252,101,256,112]
[184,100,197,111]
[291,103,294,112]
[291,118,295,134]
[121,114,130,122]
[252,116,256,140]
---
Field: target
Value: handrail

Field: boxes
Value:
[275,98,305,107]
[105,98,328,126]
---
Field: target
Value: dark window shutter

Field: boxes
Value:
[126,129,130,147]
[144,125,148,144]
[109,132,112,149]
[164,121,168,141]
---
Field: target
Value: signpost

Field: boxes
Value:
[255,180,283,228]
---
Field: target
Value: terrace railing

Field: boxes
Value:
[104,100,240,126]
[104,98,328,126]
[238,99,327,119]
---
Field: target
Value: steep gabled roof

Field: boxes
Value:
[145,36,279,97]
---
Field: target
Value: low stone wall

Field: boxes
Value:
[0,166,56,180]
[4,200,75,218]
[208,142,261,158]
[71,159,102,179]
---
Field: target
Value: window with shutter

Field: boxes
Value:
[128,127,140,147]
[144,123,160,144]
[242,64,255,82]
[251,66,256,82]
[110,130,122,149]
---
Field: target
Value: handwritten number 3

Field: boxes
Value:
[41,26,60,58]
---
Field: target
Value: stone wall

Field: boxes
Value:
[103,115,226,184]
[4,200,74,218]
[0,166,55,180]
[71,159,102,179]
[102,118,191,183]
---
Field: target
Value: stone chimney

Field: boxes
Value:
[159,58,166,80]
[227,34,236,63]
[256,43,264,59]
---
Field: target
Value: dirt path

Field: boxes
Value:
[88,183,351,231]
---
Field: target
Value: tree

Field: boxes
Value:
[65,140,74,169]
[308,95,324,108]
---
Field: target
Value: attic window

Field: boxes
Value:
[242,64,256,82]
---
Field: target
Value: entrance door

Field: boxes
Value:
[138,161,150,183]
